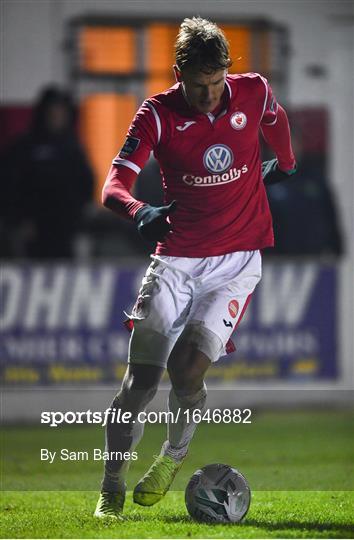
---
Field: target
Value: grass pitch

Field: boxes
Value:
[1,409,353,538]
[2,490,354,539]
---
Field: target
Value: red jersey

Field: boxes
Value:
[104,73,296,257]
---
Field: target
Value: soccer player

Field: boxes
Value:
[95,16,296,518]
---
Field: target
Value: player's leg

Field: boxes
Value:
[164,324,221,456]
[96,258,192,517]
[102,363,164,491]
[95,362,163,519]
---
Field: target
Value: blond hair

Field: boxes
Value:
[175,17,232,73]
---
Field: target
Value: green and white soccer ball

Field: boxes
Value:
[185,463,251,523]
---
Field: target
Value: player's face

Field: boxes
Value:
[176,67,227,113]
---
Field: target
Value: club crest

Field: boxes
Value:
[230,112,247,130]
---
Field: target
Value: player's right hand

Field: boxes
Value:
[134,201,177,242]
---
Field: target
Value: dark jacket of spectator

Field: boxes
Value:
[1,86,94,258]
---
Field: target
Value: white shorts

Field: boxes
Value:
[127,250,262,367]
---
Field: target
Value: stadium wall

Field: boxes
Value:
[1,0,353,107]
[1,1,353,420]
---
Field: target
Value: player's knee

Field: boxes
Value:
[115,364,163,410]
[168,351,207,392]
[125,363,162,390]
[169,364,205,395]
[121,376,158,405]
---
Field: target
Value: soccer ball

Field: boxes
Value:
[185,463,251,523]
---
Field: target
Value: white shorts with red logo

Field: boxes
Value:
[127,250,262,365]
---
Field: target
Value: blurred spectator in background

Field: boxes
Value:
[265,123,343,256]
[0,86,94,259]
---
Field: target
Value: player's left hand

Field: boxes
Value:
[262,158,297,186]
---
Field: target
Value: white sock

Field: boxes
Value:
[162,383,207,462]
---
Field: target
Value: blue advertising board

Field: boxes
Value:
[0,261,337,384]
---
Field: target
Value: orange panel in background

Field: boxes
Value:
[146,76,175,98]
[258,31,270,74]
[222,26,251,73]
[80,94,136,203]
[146,24,179,74]
[145,24,179,98]
[80,27,136,73]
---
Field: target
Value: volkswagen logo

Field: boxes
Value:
[203,144,234,173]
